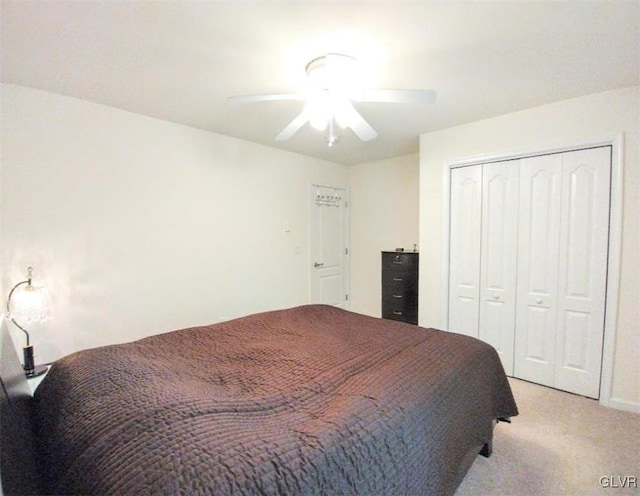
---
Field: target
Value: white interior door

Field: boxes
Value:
[478,160,520,374]
[309,185,349,308]
[514,154,563,388]
[448,165,482,337]
[554,147,610,398]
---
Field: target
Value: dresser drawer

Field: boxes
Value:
[381,294,418,324]
[381,252,418,274]
[382,292,418,310]
[381,271,418,296]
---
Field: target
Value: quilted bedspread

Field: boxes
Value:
[34,305,517,495]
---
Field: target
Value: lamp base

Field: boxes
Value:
[25,364,48,378]
[23,345,48,378]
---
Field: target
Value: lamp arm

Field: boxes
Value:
[6,279,31,346]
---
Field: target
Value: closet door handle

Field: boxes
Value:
[393,294,403,299]
[393,277,403,281]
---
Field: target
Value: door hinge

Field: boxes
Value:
[345,248,349,255]
[345,294,349,301]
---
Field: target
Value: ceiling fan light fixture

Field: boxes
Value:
[304,95,331,131]
[304,92,356,131]
[333,100,356,129]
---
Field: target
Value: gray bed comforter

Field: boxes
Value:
[34,304,518,495]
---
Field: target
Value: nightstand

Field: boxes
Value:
[27,365,50,395]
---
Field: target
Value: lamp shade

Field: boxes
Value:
[10,284,50,323]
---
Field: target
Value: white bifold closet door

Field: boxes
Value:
[478,161,519,375]
[448,160,520,370]
[447,146,611,399]
[448,165,482,337]
[514,147,610,398]
[514,154,563,387]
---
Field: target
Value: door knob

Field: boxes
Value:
[314,262,324,268]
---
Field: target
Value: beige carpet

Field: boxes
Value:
[455,378,640,496]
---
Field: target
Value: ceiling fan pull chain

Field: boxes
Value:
[327,118,339,147]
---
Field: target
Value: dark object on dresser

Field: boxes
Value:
[381,251,419,324]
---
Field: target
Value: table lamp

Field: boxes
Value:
[6,266,51,377]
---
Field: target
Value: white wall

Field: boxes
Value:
[1,84,349,363]
[419,86,639,411]
[348,154,419,317]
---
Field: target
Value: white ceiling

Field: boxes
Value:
[2,1,638,165]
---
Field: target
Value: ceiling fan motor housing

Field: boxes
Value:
[305,53,361,97]
[303,54,362,131]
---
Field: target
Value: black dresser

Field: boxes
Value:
[381,251,419,324]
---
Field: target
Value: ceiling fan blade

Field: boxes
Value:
[275,112,308,141]
[340,104,377,142]
[359,89,437,105]
[227,93,302,104]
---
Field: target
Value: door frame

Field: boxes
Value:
[308,183,351,309]
[441,134,623,410]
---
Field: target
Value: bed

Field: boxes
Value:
[2,304,517,495]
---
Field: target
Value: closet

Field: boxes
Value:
[447,146,611,399]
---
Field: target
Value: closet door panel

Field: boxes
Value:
[478,161,519,374]
[555,147,610,398]
[523,306,553,361]
[514,154,562,387]
[448,165,482,337]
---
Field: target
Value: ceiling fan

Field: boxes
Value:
[228,53,437,146]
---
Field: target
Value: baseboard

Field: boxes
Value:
[605,397,640,414]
